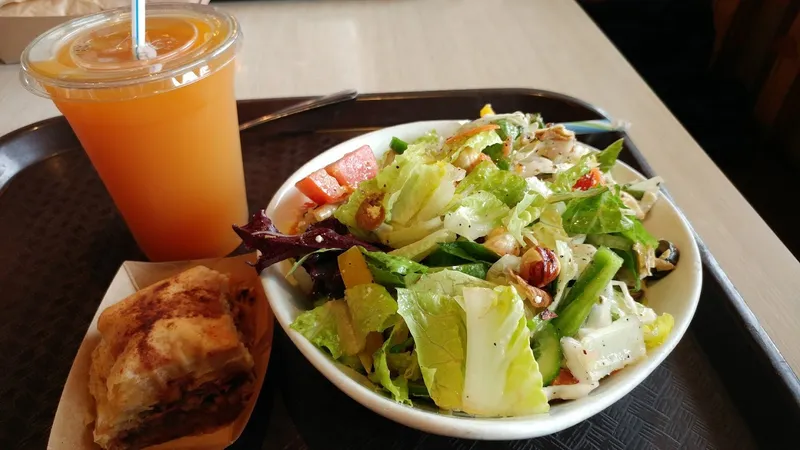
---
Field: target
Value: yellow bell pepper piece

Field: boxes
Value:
[480,103,495,117]
[358,331,384,373]
[642,313,674,350]
[338,247,373,288]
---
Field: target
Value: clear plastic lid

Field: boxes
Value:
[19,4,241,101]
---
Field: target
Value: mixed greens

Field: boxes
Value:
[235,106,680,417]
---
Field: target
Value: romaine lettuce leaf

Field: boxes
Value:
[396,288,467,411]
[482,143,512,170]
[444,191,510,240]
[360,247,428,288]
[430,264,488,280]
[531,202,569,250]
[619,218,659,248]
[386,350,422,381]
[411,269,495,298]
[503,192,544,245]
[550,153,598,193]
[415,163,466,221]
[389,229,456,261]
[372,323,413,404]
[456,161,527,207]
[344,284,399,344]
[376,216,444,248]
[360,248,428,275]
[449,130,503,162]
[391,162,450,225]
[461,286,549,416]
[387,131,443,164]
[551,240,578,310]
[597,138,624,172]
[495,119,521,142]
[561,187,635,235]
[486,254,522,285]
[425,241,501,267]
[334,178,382,231]
[290,299,362,359]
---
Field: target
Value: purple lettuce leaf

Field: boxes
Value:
[302,251,346,299]
[232,210,380,273]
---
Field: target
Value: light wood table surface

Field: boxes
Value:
[0,0,798,375]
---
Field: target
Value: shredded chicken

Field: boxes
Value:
[619,191,646,220]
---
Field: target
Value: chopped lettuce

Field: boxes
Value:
[561,187,635,235]
[606,281,657,325]
[360,248,428,275]
[531,202,568,250]
[377,217,444,248]
[456,161,527,207]
[430,263,488,279]
[415,164,465,221]
[411,269,495,299]
[550,153,598,193]
[372,323,413,404]
[619,218,659,248]
[334,178,382,231]
[503,192,544,245]
[345,284,399,344]
[398,130,444,162]
[396,289,467,411]
[526,176,553,199]
[623,176,664,200]
[494,119,520,142]
[444,191,510,240]
[389,229,456,261]
[597,138,624,172]
[449,130,503,162]
[391,162,451,225]
[291,299,362,359]
[425,241,500,267]
[551,240,578,310]
[386,350,422,381]
[461,286,549,416]
[486,254,522,285]
[482,143,511,170]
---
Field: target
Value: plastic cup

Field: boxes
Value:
[19,4,247,261]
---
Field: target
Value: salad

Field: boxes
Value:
[234,106,680,417]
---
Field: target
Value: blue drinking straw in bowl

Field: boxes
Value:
[559,119,631,135]
[131,0,156,60]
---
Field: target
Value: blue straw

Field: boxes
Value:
[559,119,630,135]
[131,0,154,60]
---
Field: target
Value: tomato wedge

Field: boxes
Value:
[325,145,379,191]
[295,169,347,205]
[551,368,580,386]
[573,167,604,191]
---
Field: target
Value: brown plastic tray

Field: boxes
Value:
[1,89,798,450]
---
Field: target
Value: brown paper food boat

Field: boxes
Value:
[46,252,274,450]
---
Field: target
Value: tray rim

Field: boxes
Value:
[1,87,797,409]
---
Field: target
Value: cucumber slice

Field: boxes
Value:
[532,322,563,386]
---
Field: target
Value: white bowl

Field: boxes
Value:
[260,120,702,440]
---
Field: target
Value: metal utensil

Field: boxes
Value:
[239,89,358,131]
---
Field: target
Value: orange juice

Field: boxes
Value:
[20,5,247,261]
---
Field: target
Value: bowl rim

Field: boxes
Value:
[260,120,702,440]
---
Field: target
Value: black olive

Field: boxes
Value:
[648,240,680,280]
